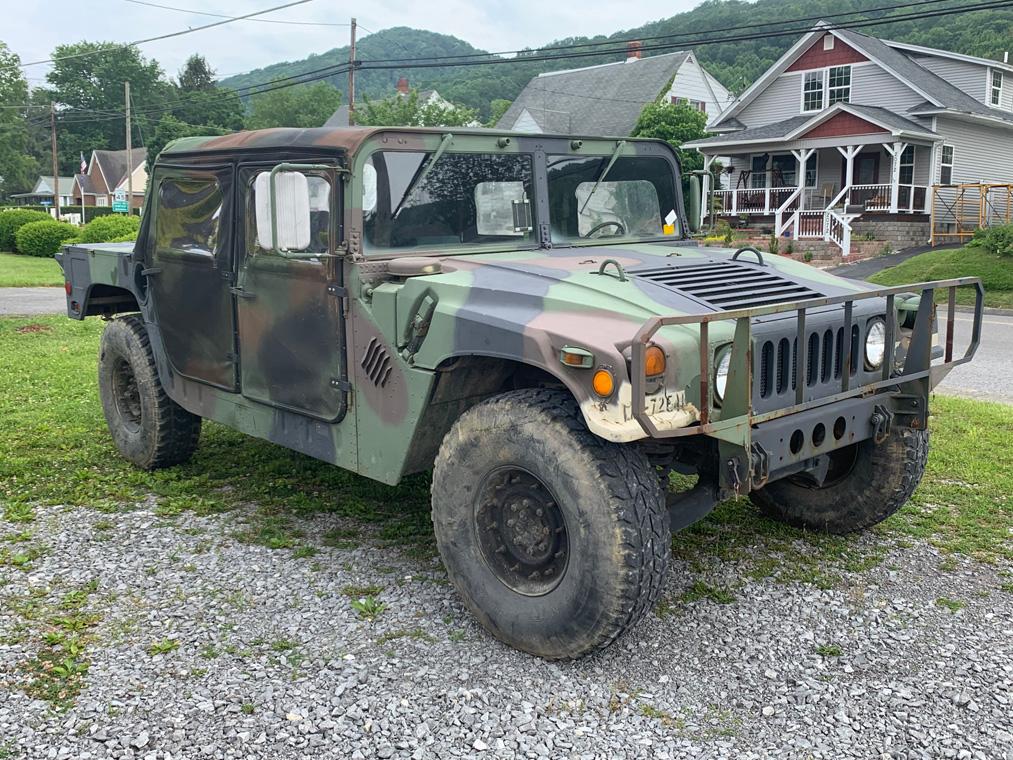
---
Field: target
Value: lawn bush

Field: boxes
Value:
[0,209,51,251]
[14,220,79,257]
[76,215,141,244]
[970,223,1013,257]
[108,234,138,244]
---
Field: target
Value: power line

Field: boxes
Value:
[11,0,318,69]
[122,0,349,26]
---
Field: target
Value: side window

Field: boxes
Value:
[248,171,332,255]
[156,177,223,256]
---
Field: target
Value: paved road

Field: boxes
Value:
[0,287,1009,403]
[0,287,65,316]
[936,311,1013,404]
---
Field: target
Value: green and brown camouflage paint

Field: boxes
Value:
[56,127,909,487]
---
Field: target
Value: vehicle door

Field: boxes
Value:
[234,161,349,422]
[146,164,237,390]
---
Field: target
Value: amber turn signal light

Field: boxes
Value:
[645,345,666,377]
[592,369,615,398]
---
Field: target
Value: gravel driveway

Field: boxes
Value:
[2,505,1010,759]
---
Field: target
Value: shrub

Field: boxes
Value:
[76,214,141,244]
[14,220,79,257]
[108,234,138,244]
[0,209,51,251]
[970,224,1013,257]
[2,205,128,219]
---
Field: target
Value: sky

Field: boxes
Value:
[6,0,702,84]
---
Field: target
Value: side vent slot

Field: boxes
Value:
[361,337,393,388]
[759,341,774,398]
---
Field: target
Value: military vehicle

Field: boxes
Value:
[58,127,982,659]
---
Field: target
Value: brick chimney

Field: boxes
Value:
[396,76,410,95]
[626,40,642,61]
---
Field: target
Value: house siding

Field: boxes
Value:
[910,55,988,103]
[933,116,1013,185]
[848,65,926,112]
[786,35,867,71]
[738,72,806,126]
[665,58,724,115]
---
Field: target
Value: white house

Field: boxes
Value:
[686,22,1013,254]
[496,42,733,137]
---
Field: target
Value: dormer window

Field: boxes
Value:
[991,70,1003,107]
[801,65,851,112]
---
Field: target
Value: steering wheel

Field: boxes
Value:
[583,220,626,238]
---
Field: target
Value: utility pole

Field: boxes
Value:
[348,18,357,126]
[50,103,60,220]
[125,81,133,215]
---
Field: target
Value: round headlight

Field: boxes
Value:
[714,348,732,403]
[865,319,887,369]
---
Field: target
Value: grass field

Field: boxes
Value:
[868,246,1013,309]
[1,316,1010,582]
[0,252,63,288]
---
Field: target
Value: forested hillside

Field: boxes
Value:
[219,0,1013,120]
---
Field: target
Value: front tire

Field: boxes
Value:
[98,315,201,470]
[750,427,929,535]
[431,389,670,660]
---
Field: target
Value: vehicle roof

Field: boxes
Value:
[159,126,663,158]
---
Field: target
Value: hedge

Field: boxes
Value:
[14,220,79,257]
[76,215,141,244]
[0,209,51,251]
[971,224,1013,258]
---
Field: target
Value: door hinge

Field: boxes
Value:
[329,378,351,392]
[326,284,347,297]
[140,267,162,277]
[230,287,255,300]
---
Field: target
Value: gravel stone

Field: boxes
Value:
[1,504,1011,759]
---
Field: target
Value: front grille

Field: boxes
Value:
[757,325,861,399]
[629,261,825,311]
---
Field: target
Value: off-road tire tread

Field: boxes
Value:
[750,427,929,535]
[432,388,670,660]
[99,315,201,470]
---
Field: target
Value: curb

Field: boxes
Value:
[954,304,1013,317]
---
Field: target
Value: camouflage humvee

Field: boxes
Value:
[58,127,983,659]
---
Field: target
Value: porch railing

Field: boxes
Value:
[710,184,930,217]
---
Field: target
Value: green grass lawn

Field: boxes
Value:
[868,245,1013,309]
[0,252,64,288]
[1,316,1010,578]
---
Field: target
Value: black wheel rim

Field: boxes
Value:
[475,467,568,596]
[112,357,142,433]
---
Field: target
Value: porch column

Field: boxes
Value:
[836,145,861,207]
[790,148,815,200]
[884,141,908,214]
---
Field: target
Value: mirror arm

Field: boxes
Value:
[268,163,348,259]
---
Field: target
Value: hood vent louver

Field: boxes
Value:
[361,337,393,388]
[628,261,825,311]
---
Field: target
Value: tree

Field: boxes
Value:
[486,99,512,128]
[146,115,228,169]
[246,81,342,130]
[356,89,477,127]
[171,54,244,132]
[0,41,37,199]
[43,42,171,173]
[632,101,710,176]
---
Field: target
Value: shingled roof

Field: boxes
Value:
[92,148,146,191]
[495,51,691,137]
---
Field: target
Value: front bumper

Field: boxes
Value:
[630,277,984,494]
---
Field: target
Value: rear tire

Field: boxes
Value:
[431,389,670,660]
[750,427,929,535]
[98,315,201,470]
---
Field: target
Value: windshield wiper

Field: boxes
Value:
[392,132,454,219]
[578,139,626,214]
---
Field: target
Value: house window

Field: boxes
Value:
[823,34,835,51]
[991,70,1003,107]
[771,154,818,188]
[939,145,955,185]
[96,196,108,207]
[899,145,915,185]
[695,100,707,113]
[750,155,768,188]
[828,66,851,105]
[802,71,824,112]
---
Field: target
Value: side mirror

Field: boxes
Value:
[254,170,311,252]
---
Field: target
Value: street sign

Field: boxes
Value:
[113,190,129,213]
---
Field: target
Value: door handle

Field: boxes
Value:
[230,287,255,300]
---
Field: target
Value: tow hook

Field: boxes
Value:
[870,404,893,444]
[749,442,770,489]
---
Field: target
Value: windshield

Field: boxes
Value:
[363,151,535,252]
[547,155,679,243]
